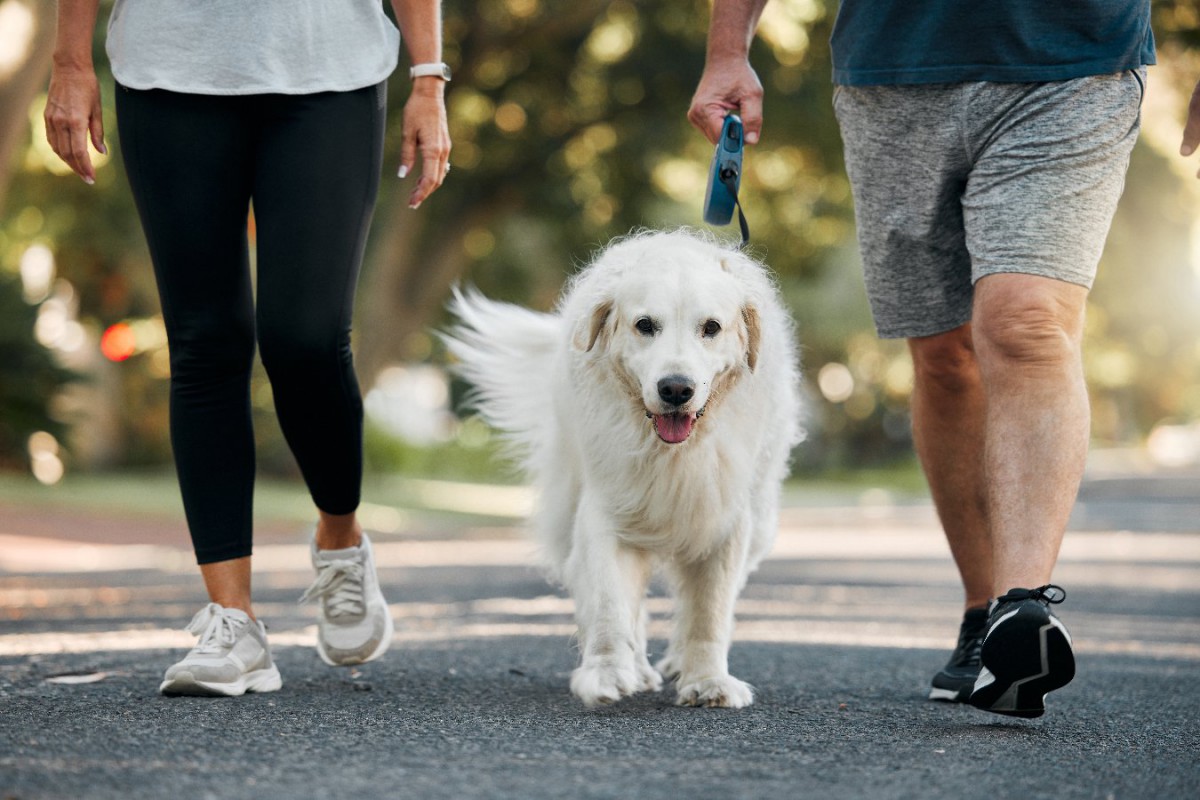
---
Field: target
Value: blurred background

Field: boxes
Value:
[1,0,1199,502]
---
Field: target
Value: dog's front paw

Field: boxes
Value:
[570,661,644,707]
[675,674,755,709]
[655,652,682,680]
[636,657,663,693]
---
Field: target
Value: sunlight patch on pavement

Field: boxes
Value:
[0,534,194,574]
[3,618,1198,660]
[4,528,1198,575]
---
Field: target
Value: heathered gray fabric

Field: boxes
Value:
[106,0,401,95]
[834,69,1144,339]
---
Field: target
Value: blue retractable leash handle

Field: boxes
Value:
[702,114,750,247]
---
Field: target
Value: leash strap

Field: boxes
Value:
[719,164,750,248]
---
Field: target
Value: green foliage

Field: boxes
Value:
[1,0,1198,478]
[363,419,517,484]
[1153,0,1200,49]
[0,273,78,468]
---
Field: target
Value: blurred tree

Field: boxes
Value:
[0,0,55,216]
[358,0,858,385]
[0,272,77,469]
[1086,1,1200,444]
[1,0,1198,474]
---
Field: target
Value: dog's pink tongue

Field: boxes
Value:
[653,413,695,444]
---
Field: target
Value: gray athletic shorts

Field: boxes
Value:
[834,69,1144,339]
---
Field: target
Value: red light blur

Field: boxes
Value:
[100,323,137,362]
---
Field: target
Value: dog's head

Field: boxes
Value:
[571,231,766,445]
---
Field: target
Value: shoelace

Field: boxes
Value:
[955,622,985,666]
[299,559,366,620]
[185,603,247,655]
[997,584,1067,606]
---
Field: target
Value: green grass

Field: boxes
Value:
[789,460,930,499]
[0,455,930,526]
[0,470,315,523]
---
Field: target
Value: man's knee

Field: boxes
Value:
[908,325,979,395]
[972,276,1087,371]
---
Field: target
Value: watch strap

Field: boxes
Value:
[409,62,451,81]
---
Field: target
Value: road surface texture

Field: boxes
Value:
[1,470,1198,799]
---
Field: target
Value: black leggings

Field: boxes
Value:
[116,82,385,564]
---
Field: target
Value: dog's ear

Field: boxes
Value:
[741,304,761,372]
[574,300,613,352]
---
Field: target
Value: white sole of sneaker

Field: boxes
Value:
[159,665,283,697]
[315,604,395,667]
[928,686,968,702]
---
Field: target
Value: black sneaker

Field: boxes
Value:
[929,606,988,702]
[968,584,1075,718]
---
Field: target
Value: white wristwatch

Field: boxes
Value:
[409,62,452,81]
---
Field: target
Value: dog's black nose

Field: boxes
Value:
[657,375,695,407]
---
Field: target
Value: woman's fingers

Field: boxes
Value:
[398,90,451,209]
[44,68,103,184]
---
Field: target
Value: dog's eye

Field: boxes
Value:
[635,317,655,336]
[702,320,722,337]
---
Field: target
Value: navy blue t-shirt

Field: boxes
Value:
[831,0,1156,86]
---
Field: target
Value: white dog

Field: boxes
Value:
[443,230,802,708]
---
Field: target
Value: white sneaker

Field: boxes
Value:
[300,532,394,666]
[160,603,282,697]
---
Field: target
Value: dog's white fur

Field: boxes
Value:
[443,230,801,708]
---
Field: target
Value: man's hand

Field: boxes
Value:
[1182,77,1200,179]
[688,0,768,146]
[688,57,764,146]
[44,64,106,185]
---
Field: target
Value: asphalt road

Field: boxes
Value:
[1,472,1198,799]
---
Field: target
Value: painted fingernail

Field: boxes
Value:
[99,144,108,155]
[1182,144,1196,157]
[83,176,95,185]
[398,165,409,178]
[409,202,421,210]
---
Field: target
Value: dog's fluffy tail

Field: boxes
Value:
[441,286,561,471]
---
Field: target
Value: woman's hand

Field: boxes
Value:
[44,64,106,184]
[45,0,105,185]
[398,78,451,209]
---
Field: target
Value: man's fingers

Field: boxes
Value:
[739,94,763,145]
[688,101,726,145]
[688,62,764,146]
[1181,79,1200,159]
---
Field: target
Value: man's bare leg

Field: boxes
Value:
[963,274,1085,716]
[908,324,991,612]
[970,273,1089,593]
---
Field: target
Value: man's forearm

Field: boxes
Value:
[706,0,769,62]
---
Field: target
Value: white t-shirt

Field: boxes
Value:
[107,0,401,95]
